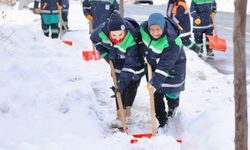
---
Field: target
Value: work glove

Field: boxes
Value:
[86,15,93,21]
[147,82,156,93]
[210,12,215,18]
[110,85,123,98]
[194,18,201,25]
[114,86,122,93]
[110,86,116,98]
[34,8,40,14]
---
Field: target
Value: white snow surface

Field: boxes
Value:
[0,1,250,150]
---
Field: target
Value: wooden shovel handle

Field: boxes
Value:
[109,61,128,133]
[58,7,63,40]
[89,21,96,52]
[147,63,157,136]
[58,7,68,39]
[211,16,218,36]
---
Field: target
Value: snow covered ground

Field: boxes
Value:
[0,1,249,150]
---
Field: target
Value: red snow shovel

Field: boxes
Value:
[131,136,183,144]
[82,50,101,61]
[63,40,72,46]
[58,7,73,46]
[206,16,227,51]
[82,21,101,61]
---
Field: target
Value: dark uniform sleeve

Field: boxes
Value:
[150,38,181,90]
[90,28,109,61]
[82,0,92,17]
[34,0,39,9]
[175,6,186,20]
[190,1,199,20]
[118,45,139,91]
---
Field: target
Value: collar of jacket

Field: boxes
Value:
[140,22,169,54]
[98,30,136,53]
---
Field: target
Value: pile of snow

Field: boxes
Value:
[0,3,180,150]
[0,1,249,150]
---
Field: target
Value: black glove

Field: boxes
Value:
[110,86,116,98]
[115,86,122,93]
[110,85,123,98]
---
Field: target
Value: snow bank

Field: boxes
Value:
[1,2,250,150]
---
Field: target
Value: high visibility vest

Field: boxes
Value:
[171,1,189,15]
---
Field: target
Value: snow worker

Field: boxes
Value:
[140,13,186,128]
[34,0,62,38]
[190,0,217,57]
[82,0,119,30]
[61,0,69,31]
[90,12,144,127]
[166,0,201,55]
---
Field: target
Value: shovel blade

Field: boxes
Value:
[130,138,183,144]
[176,139,182,143]
[63,40,73,46]
[130,133,153,144]
[132,133,153,138]
[82,51,101,61]
[207,35,227,51]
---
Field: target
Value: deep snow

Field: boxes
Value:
[0,1,249,150]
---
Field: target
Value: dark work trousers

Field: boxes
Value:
[41,17,49,37]
[193,27,214,53]
[154,93,167,119]
[115,79,141,110]
[41,22,59,38]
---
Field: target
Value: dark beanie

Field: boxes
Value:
[148,13,166,30]
[107,13,126,31]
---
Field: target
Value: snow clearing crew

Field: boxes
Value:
[90,12,144,128]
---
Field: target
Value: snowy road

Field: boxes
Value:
[125,4,250,75]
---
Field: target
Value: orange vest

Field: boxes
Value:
[171,1,189,15]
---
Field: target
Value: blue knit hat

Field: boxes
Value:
[148,13,166,30]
